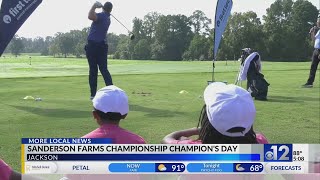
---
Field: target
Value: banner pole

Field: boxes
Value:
[212,61,215,82]
[211,0,233,83]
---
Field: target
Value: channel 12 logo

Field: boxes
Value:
[264,144,292,162]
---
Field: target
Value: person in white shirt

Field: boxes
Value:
[302,17,320,88]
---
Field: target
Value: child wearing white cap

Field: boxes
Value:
[65,86,145,180]
[162,82,268,144]
[82,85,146,144]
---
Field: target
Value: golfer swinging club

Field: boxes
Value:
[302,17,320,88]
[85,1,113,100]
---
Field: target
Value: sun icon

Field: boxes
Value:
[158,164,167,171]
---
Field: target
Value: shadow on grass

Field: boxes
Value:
[130,104,184,117]
[10,105,90,118]
[267,96,319,103]
[10,104,184,118]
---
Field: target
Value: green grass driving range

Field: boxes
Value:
[0,55,319,171]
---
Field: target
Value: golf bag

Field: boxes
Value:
[236,51,270,100]
[247,61,270,100]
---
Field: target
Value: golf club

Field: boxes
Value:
[308,21,319,34]
[90,1,135,40]
[111,14,135,40]
[308,21,314,26]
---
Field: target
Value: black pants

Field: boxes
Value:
[307,49,320,84]
[85,41,113,97]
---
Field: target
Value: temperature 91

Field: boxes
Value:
[156,163,186,172]
[172,164,185,172]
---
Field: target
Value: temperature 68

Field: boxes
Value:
[250,164,263,172]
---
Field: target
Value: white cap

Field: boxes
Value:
[203,82,256,137]
[92,85,129,115]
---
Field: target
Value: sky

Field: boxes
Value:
[1,0,319,39]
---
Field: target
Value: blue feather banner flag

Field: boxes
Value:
[213,0,233,61]
[0,0,42,56]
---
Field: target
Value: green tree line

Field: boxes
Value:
[6,0,319,61]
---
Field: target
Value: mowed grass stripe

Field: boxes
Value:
[0,56,315,78]
[0,57,319,171]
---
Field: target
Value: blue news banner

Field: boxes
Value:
[22,139,314,174]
